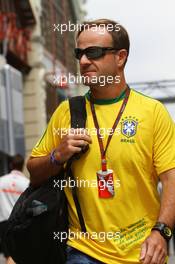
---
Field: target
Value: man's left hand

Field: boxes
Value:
[140,230,167,264]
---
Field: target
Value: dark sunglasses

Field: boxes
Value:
[74,46,119,60]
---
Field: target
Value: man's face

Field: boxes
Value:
[76,28,120,87]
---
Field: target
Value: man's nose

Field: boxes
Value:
[79,54,91,65]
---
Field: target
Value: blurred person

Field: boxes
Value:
[0,154,29,264]
[27,19,175,264]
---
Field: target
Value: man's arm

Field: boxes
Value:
[27,155,62,187]
[157,168,175,228]
[27,131,92,187]
[140,168,175,264]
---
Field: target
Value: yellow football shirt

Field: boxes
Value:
[31,89,175,264]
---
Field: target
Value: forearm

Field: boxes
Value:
[27,155,63,187]
[157,168,175,228]
[140,169,175,264]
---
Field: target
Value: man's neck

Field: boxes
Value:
[89,81,127,100]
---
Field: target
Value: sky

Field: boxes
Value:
[84,0,175,83]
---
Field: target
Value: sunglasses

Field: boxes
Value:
[74,46,119,60]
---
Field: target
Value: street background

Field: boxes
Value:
[0,0,175,263]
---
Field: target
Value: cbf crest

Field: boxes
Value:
[121,117,138,138]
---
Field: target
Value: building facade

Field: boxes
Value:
[0,0,86,175]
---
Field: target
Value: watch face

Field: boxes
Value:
[164,227,172,237]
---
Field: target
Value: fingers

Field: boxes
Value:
[56,129,92,163]
[68,145,82,153]
[141,242,155,264]
[64,129,92,144]
[149,245,162,264]
[159,255,167,264]
[69,128,89,136]
[140,242,147,261]
[141,245,166,264]
[140,232,167,264]
[153,244,167,264]
[69,139,88,147]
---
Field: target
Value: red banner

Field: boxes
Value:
[0,12,31,63]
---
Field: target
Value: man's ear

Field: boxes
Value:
[115,49,128,68]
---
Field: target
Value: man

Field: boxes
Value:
[27,19,175,264]
[0,154,29,264]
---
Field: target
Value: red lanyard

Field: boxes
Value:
[90,87,130,171]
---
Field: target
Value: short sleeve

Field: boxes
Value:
[31,100,70,157]
[153,102,175,175]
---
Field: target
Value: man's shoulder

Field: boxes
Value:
[131,89,162,107]
[131,89,172,122]
[55,96,86,110]
[54,99,69,114]
[52,96,86,121]
[49,100,70,126]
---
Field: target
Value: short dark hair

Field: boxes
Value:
[77,18,130,66]
[10,154,24,171]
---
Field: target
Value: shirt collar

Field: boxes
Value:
[85,88,126,105]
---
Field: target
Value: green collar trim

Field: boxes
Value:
[85,88,126,105]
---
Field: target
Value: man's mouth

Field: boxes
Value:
[82,71,96,75]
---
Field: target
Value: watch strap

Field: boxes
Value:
[152,222,172,241]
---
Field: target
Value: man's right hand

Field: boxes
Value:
[54,129,92,163]
[27,129,92,187]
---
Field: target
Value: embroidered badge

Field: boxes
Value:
[121,117,138,138]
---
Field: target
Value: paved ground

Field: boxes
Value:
[0,254,175,263]
[169,256,175,264]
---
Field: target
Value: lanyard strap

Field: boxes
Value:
[90,87,130,171]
